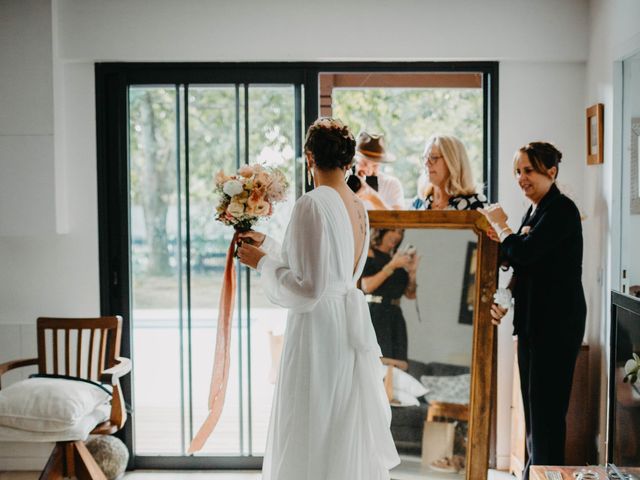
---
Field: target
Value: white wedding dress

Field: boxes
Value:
[257,185,400,480]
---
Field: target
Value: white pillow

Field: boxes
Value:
[0,404,110,442]
[391,390,421,408]
[420,373,470,405]
[0,378,110,432]
[392,367,428,398]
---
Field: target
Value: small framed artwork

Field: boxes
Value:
[586,103,604,165]
[458,241,477,325]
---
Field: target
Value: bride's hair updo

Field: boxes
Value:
[304,118,356,170]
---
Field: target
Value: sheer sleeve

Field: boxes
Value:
[261,235,282,262]
[257,195,330,313]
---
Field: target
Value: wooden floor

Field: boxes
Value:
[0,467,514,480]
[0,472,261,479]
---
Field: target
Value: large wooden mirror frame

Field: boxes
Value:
[368,210,499,480]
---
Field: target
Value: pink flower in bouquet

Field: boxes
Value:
[238,165,254,178]
[267,170,287,202]
[246,189,271,216]
[254,171,272,189]
[215,170,231,186]
[226,200,245,218]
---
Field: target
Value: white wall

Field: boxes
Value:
[0,0,593,470]
[402,229,476,367]
[0,0,55,236]
[584,0,640,462]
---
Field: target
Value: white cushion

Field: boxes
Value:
[391,390,421,408]
[380,365,428,407]
[0,378,110,432]
[0,404,110,442]
[392,367,428,398]
[420,373,470,405]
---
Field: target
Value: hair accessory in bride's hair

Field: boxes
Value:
[312,117,355,141]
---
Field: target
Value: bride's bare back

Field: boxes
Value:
[333,185,368,275]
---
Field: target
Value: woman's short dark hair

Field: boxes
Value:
[304,118,356,170]
[370,228,404,254]
[515,142,563,179]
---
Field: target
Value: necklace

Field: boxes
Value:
[430,195,450,210]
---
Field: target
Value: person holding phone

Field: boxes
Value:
[412,135,487,211]
[360,228,420,361]
[350,131,405,210]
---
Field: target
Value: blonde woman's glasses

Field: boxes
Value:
[424,155,444,165]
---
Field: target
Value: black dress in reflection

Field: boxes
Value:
[362,249,409,361]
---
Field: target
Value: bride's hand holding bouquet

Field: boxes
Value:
[236,232,266,269]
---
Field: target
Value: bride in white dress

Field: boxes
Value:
[237,118,399,480]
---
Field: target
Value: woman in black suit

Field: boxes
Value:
[480,142,586,480]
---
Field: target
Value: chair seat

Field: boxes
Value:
[91,419,119,435]
[0,405,110,443]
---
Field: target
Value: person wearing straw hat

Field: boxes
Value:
[353,132,405,210]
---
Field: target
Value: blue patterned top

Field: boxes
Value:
[411,192,488,211]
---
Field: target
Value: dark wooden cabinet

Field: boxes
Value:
[510,343,594,479]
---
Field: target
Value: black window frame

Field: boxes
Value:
[95,61,499,470]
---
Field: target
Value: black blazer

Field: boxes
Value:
[501,183,586,341]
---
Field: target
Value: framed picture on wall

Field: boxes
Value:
[458,241,478,325]
[586,103,604,165]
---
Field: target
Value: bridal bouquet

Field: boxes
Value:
[214,164,289,232]
[189,163,288,454]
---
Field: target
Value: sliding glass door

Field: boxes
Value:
[128,83,301,459]
[96,62,498,469]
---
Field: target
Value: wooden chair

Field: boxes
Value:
[0,316,131,480]
[427,401,469,422]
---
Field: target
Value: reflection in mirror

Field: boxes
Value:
[360,227,478,476]
[402,229,477,367]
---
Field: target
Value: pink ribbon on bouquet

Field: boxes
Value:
[188,231,239,453]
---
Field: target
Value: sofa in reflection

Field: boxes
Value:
[390,359,470,455]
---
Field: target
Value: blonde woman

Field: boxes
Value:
[412,135,487,211]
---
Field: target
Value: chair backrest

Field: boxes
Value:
[36,316,122,382]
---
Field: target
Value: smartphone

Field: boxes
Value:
[402,244,417,256]
[365,175,379,192]
[346,170,363,193]
[347,171,379,193]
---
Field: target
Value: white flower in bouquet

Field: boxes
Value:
[624,353,640,384]
[223,179,244,197]
[493,288,512,309]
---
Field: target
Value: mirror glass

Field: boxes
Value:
[360,227,478,476]
[402,228,477,366]
[621,51,640,293]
